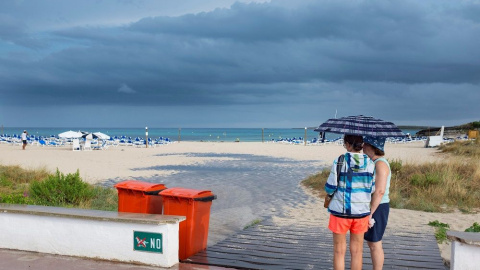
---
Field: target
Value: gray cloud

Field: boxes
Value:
[118,83,137,94]
[0,0,479,127]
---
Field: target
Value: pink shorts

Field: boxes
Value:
[328,214,369,234]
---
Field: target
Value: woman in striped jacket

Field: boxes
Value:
[325,134,375,270]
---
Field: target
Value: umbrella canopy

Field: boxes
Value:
[314,115,404,137]
[93,132,110,140]
[58,130,82,138]
[82,133,98,140]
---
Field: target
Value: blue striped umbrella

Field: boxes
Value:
[314,115,404,137]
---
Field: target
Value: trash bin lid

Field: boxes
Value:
[114,180,167,193]
[160,187,216,201]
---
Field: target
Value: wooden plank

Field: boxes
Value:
[184,220,446,270]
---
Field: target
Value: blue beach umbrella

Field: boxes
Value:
[314,115,404,137]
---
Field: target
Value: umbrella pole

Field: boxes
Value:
[304,127,307,146]
[145,127,148,148]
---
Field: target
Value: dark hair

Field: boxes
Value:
[365,143,385,156]
[343,135,363,151]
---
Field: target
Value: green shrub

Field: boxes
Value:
[0,165,118,211]
[29,169,94,207]
[80,186,118,211]
[410,172,442,187]
[465,222,480,233]
[428,220,450,243]
[0,193,34,204]
[0,176,12,188]
[389,159,403,173]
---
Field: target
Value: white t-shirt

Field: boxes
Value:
[21,132,27,140]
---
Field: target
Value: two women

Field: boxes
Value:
[325,135,391,270]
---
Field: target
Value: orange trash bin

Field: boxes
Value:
[114,180,167,214]
[160,187,216,260]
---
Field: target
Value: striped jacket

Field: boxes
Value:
[325,152,375,218]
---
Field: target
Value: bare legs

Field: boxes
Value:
[350,233,364,270]
[367,241,384,270]
[333,233,346,270]
[333,233,365,270]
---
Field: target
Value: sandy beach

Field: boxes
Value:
[0,141,442,184]
[1,141,478,264]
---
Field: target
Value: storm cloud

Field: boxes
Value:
[1,0,479,127]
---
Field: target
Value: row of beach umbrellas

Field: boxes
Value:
[56,115,403,142]
[58,130,110,140]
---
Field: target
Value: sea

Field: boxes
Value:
[1,127,422,142]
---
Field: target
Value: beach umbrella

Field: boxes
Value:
[58,130,82,138]
[314,115,404,137]
[93,132,110,140]
[82,133,98,140]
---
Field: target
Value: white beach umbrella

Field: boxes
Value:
[58,130,82,138]
[93,132,110,140]
[82,133,98,140]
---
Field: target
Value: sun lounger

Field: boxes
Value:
[83,139,92,151]
[72,139,81,151]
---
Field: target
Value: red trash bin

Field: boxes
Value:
[114,180,167,214]
[160,187,216,260]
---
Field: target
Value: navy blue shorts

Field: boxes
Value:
[364,203,389,242]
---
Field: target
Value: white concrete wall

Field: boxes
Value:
[451,241,480,270]
[0,211,180,267]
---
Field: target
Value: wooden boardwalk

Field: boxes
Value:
[184,220,447,269]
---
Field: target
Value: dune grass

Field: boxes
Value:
[302,139,480,213]
[0,165,117,211]
[389,159,480,212]
[439,137,480,158]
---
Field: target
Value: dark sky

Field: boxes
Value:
[1,0,479,128]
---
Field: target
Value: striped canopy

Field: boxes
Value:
[314,115,405,137]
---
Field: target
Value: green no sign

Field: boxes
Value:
[133,231,163,253]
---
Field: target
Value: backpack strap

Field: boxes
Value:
[328,154,345,199]
[336,154,345,184]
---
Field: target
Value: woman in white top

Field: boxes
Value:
[362,136,391,270]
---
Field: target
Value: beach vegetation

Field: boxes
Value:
[79,186,118,211]
[428,221,480,243]
[428,220,450,243]
[29,169,94,206]
[381,160,479,212]
[439,138,480,158]
[465,222,480,233]
[302,153,480,213]
[244,218,262,230]
[301,170,331,195]
[389,159,403,173]
[0,165,49,204]
[0,165,117,211]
